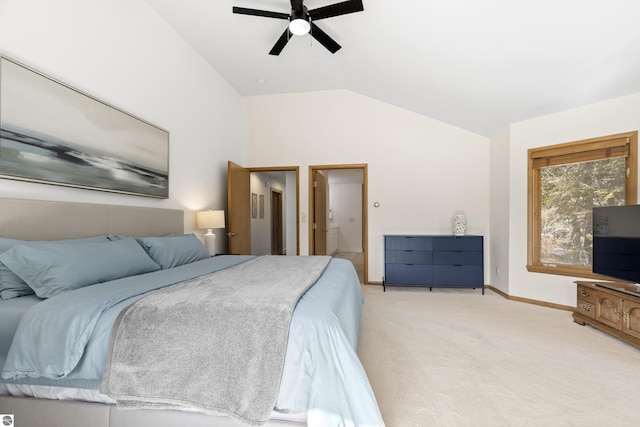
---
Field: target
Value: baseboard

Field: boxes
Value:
[364,283,574,311]
[485,285,574,311]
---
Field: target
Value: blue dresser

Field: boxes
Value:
[384,235,484,293]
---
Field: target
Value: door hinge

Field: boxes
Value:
[312,223,317,230]
[313,181,318,188]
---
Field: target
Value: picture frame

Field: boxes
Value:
[251,193,257,218]
[0,56,169,198]
[259,194,264,219]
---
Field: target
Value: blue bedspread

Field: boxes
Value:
[1,256,384,426]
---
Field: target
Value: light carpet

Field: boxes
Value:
[357,285,640,426]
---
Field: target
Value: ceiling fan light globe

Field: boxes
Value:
[289,19,310,35]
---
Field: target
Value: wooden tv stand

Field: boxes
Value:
[574,281,640,349]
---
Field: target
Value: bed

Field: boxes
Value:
[0,198,384,427]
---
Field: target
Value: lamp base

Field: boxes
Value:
[204,230,216,256]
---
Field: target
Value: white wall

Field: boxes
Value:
[330,183,363,253]
[243,90,490,283]
[489,126,511,294]
[0,0,243,252]
[503,92,640,307]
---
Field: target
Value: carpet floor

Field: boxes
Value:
[357,285,640,426]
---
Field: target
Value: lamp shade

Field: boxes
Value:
[197,210,225,229]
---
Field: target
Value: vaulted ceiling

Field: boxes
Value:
[147,0,640,136]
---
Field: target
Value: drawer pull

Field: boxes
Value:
[580,289,590,297]
[404,250,414,252]
[580,304,591,312]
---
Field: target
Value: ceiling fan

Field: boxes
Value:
[232,0,364,55]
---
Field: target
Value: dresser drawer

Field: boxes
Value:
[433,265,483,286]
[433,251,482,265]
[576,300,596,319]
[432,236,482,251]
[385,236,432,251]
[385,250,432,264]
[577,284,596,304]
[385,264,433,285]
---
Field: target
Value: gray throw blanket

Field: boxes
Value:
[101,255,331,426]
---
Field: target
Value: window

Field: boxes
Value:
[527,132,638,278]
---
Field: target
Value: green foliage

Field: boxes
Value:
[540,157,625,266]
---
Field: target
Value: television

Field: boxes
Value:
[592,205,640,284]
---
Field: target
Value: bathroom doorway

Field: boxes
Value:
[309,164,368,284]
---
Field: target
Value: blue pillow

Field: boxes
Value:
[108,233,176,241]
[136,233,210,269]
[0,236,111,300]
[0,237,160,299]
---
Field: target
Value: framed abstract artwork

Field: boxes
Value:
[259,194,264,219]
[0,56,169,198]
[251,193,257,218]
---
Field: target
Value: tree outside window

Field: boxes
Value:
[527,132,637,278]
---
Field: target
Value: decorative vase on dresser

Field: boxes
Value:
[452,214,466,236]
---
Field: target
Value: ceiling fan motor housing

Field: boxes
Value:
[289,5,310,35]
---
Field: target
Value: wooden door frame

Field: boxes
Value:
[248,166,300,255]
[309,164,368,284]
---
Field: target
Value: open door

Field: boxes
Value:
[312,170,328,255]
[270,189,284,255]
[227,161,251,255]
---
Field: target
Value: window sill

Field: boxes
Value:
[526,264,613,281]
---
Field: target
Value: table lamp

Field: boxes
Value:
[197,210,225,256]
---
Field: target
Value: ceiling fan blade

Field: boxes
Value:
[310,22,341,54]
[232,7,289,20]
[308,0,363,20]
[269,28,292,56]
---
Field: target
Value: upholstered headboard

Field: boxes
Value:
[0,198,184,241]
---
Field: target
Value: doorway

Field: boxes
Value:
[309,164,368,284]
[227,161,299,255]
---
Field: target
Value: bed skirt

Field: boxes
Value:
[0,396,306,427]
